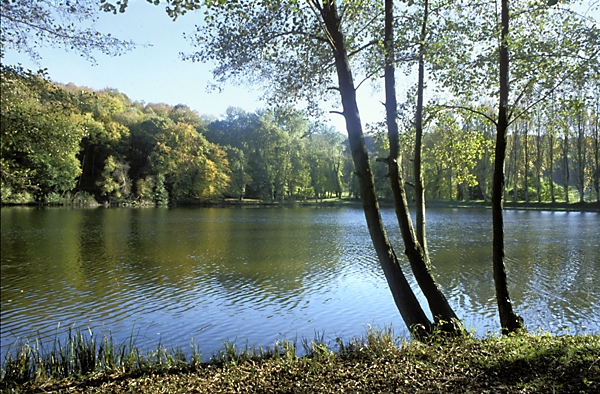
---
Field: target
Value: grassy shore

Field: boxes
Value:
[2,328,599,393]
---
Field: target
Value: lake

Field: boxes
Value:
[1,205,598,357]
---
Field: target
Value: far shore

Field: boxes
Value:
[210,197,600,212]
[2,198,599,212]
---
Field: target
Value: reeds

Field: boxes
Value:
[1,326,374,388]
[0,327,203,389]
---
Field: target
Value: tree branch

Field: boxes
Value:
[508,48,600,127]
[355,70,380,91]
[347,40,379,59]
[437,104,498,126]
[266,29,328,45]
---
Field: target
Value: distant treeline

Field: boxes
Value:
[1,65,598,205]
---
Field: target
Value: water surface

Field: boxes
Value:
[1,206,598,357]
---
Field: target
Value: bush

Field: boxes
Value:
[0,185,34,204]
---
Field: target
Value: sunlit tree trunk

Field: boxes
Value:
[576,106,585,203]
[448,168,453,201]
[512,127,519,202]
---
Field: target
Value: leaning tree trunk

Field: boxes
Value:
[319,1,432,336]
[383,0,459,330]
[493,0,524,334]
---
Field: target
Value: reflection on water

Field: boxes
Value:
[1,206,598,357]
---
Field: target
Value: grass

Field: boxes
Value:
[2,327,599,393]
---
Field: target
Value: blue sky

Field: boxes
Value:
[2,0,389,132]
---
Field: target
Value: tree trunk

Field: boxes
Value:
[383,0,459,330]
[549,131,555,202]
[595,95,600,202]
[512,127,518,202]
[492,0,524,335]
[536,113,542,203]
[524,120,529,203]
[448,168,453,201]
[319,1,432,336]
[414,0,429,256]
[576,108,585,203]
[563,131,569,203]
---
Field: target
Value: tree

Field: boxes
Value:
[429,0,598,333]
[1,66,84,202]
[428,111,489,200]
[320,0,433,334]
[150,122,230,203]
[413,0,429,253]
[593,85,600,202]
[97,154,132,201]
[382,0,459,330]
[492,0,524,333]
[1,0,134,62]
[306,123,346,200]
[76,88,132,195]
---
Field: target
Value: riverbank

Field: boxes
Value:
[3,330,598,393]
[426,199,600,212]
[3,197,599,212]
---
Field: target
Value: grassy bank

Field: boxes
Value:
[2,328,599,393]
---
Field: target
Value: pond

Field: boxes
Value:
[1,206,598,357]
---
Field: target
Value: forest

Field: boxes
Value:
[1,64,598,206]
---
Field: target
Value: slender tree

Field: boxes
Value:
[382,0,459,330]
[319,0,432,334]
[414,0,429,255]
[594,89,600,202]
[492,0,524,334]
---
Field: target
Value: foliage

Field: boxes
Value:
[0,0,135,62]
[1,66,85,202]
[97,155,132,202]
[1,65,597,206]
